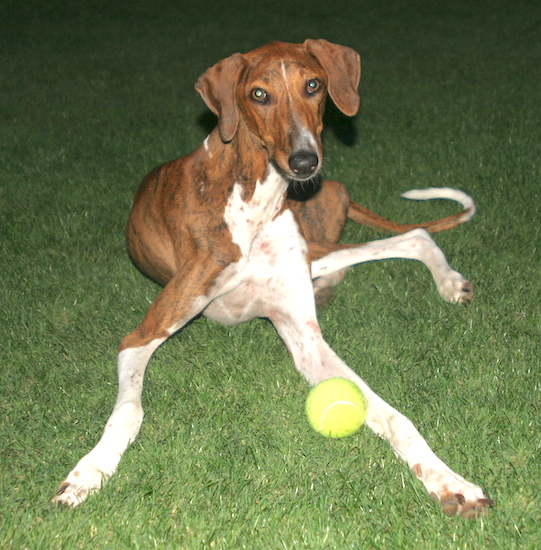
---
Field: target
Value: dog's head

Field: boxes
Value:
[195,39,360,182]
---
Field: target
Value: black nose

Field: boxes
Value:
[288,150,319,179]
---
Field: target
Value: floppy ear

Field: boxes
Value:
[304,39,361,117]
[195,53,246,143]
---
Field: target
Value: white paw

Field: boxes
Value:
[413,463,492,518]
[437,271,475,304]
[51,458,112,508]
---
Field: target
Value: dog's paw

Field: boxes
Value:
[50,461,110,508]
[436,488,493,519]
[413,463,492,519]
[437,272,475,304]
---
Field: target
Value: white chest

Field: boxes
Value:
[204,206,313,326]
[223,164,288,256]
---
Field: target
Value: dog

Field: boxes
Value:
[52,39,492,517]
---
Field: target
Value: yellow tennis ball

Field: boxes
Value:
[305,378,367,438]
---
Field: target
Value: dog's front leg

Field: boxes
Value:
[51,339,164,507]
[273,308,492,517]
[310,228,475,304]
[51,261,231,507]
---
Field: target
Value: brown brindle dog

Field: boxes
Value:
[52,40,492,517]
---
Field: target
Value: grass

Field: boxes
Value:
[1,0,541,548]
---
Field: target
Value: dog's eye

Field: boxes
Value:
[306,79,322,94]
[251,88,269,103]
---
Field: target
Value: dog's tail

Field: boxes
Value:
[347,187,476,234]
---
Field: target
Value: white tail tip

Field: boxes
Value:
[401,187,476,220]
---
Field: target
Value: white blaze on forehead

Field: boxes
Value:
[280,61,287,82]
[280,60,296,96]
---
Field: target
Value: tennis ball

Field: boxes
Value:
[305,378,367,438]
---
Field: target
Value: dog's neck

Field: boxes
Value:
[199,124,288,200]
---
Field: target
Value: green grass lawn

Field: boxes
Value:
[1,0,541,548]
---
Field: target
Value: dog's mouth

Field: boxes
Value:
[286,172,323,201]
[271,158,322,189]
